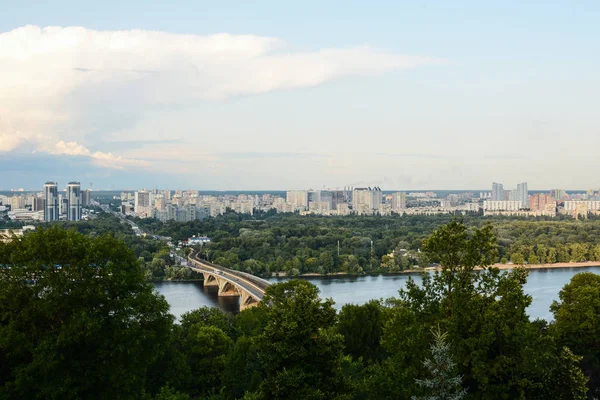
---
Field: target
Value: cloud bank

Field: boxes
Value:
[0,26,439,162]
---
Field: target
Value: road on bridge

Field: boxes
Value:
[187,252,270,302]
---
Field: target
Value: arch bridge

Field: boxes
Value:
[187,252,270,310]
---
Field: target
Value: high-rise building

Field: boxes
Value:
[391,192,407,211]
[82,189,92,206]
[352,187,383,214]
[9,196,25,210]
[491,182,504,201]
[330,190,345,208]
[550,189,567,202]
[33,197,45,212]
[134,190,150,214]
[286,190,309,211]
[44,182,59,221]
[308,190,334,209]
[530,194,555,211]
[517,182,528,209]
[66,182,82,221]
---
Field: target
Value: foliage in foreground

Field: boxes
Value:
[0,222,598,399]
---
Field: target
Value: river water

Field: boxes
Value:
[155,266,600,321]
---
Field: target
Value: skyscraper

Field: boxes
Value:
[286,190,309,211]
[44,182,59,221]
[66,182,82,221]
[352,187,383,214]
[517,182,528,209]
[134,190,151,215]
[491,182,504,201]
[82,189,92,207]
[391,192,407,211]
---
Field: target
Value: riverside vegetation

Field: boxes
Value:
[134,212,600,276]
[1,221,599,399]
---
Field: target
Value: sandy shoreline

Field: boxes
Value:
[489,261,600,270]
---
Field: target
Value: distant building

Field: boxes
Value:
[33,197,44,212]
[82,189,92,206]
[352,187,383,215]
[9,195,25,210]
[483,200,521,211]
[66,182,82,221]
[530,194,555,211]
[134,190,151,216]
[44,182,59,221]
[391,192,407,211]
[286,190,309,211]
[564,200,600,211]
[0,225,35,243]
[330,190,345,208]
[550,189,567,202]
[491,182,504,201]
[187,236,211,246]
[309,201,331,214]
[517,182,528,209]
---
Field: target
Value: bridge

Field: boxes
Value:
[187,252,270,310]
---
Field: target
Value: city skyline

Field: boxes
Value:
[2,2,600,189]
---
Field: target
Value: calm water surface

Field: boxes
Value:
[155,266,600,321]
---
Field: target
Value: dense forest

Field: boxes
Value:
[2,214,199,282]
[1,222,598,399]
[133,212,600,276]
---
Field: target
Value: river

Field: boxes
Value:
[155,266,600,321]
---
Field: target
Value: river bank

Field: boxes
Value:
[271,261,600,278]
[490,261,600,270]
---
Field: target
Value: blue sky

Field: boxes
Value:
[1,1,599,190]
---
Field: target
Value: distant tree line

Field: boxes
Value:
[134,212,600,277]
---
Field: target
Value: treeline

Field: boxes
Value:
[1,222,599,399]
[134,213,600,276]
[56,213,196,281]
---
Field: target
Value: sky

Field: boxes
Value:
[1,1,599,190]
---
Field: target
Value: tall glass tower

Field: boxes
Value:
[66,182,82,221]
[44,182,59,221]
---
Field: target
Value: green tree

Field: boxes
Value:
[255,280,348,399]
[0,226,173,400]
[154,385,190,400]
[551,272,600,398]
[180,325,233,397]
[344,255,362,274]
[376,220,585,400]
[337,300,386,363]
[319,251,335,274]
[511,252,525,265]
[542,347,588,400]
[592,244,600,262]
[569,243,588,262]
[412,328,466,400]
[421,219,497,317]
[180,306,237,339]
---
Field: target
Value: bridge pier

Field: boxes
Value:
[240,291,259,311]
[218,278,240,297]
[202,272,219,287]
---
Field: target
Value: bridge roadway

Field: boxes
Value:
[187,252,270,310]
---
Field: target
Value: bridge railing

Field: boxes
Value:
[188,252,270,292]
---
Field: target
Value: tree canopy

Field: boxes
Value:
[0,219,598,399]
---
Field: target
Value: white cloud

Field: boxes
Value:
[0,25,441,169]
[47,141,149,169]
[0,131,26,152]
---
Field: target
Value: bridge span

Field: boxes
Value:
[187,252,270,310]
